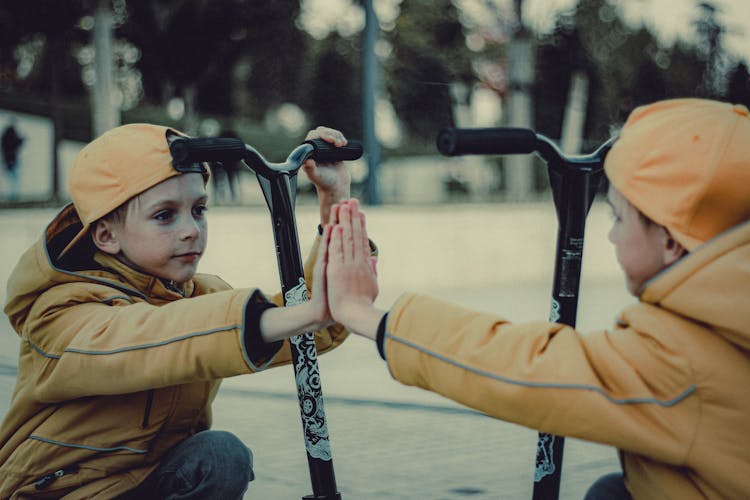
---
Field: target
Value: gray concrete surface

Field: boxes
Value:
[0,204,631,499]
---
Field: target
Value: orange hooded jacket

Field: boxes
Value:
[0,204,348,498]
[381,219,750,499]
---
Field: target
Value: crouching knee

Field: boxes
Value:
[193,430,254,489]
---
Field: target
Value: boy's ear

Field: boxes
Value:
[662,228,687,266]
[92,219,121,255]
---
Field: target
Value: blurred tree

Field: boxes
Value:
[533,0,729,146]
[91,0,121,136]
[725,62,750,107]
[120,0,307,132]
[306,33,362,138]
[121,0,243,133]
[384,0,473,142]
[659,41,705,99]
[0,1,88,97]
[239,1,308,122]
[533,18,590,140]
[504,0,536,199]
[693,1,727,98]
[630,57,668,107]
[533,0,635,142]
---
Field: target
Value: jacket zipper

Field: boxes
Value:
[141,389,154,428]
[164,280,185,296]
[34,465,79,490]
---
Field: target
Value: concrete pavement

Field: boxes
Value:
[0,204,629,498]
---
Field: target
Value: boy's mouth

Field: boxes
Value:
[175,252,201,263]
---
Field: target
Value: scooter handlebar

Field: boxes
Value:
[437,127,538,156]
[305,138,363,163]
[170,137,363,167]
[170,137,246,164]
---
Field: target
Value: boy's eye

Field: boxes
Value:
[193,205,208,217]
[154,210,173,222]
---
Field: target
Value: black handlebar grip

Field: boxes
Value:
[437,127,538,156]
[169,137,246,165]
[305,138,363,163]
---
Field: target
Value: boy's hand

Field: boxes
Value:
[302,126,351,225]
[326,199,382,339]
[309,223,333,328]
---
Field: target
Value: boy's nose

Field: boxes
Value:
[180,216,201,239]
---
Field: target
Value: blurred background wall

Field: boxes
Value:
[0,0,749,206]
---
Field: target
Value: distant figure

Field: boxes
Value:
[211,129,242,204]
[1,119,24,201]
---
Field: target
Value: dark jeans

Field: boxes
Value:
[119,430,254,500]
[584,472,632,500]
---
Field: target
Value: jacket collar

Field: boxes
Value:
[640,220,750,350]
[92,252,194,300]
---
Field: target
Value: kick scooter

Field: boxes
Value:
[170,134,363,500]
[437,127,614,500]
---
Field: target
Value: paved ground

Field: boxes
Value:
[0,205,629,499]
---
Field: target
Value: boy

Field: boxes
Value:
[325,99,750,499]
[0,123,354,498]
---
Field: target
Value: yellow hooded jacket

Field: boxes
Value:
[382,220,750,499]
[0,204,348,498]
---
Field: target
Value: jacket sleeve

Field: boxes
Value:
[23,284,267,402]
[383,293,699,465]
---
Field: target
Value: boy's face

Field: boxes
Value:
[99,173,208,284]
[607,186,673,296]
